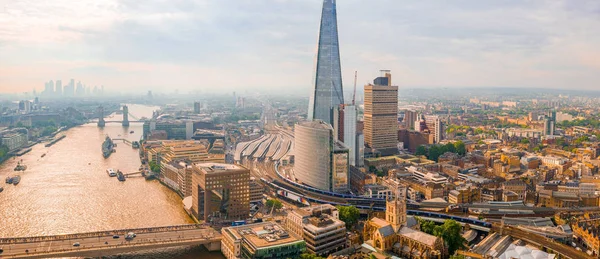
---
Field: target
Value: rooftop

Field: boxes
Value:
[197,163,245,173]
[224,222,304,249]
[398,226,438,247]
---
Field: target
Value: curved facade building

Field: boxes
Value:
[295,121,334,192]
[295,120,349,193]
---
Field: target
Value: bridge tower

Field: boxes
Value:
[122,105,130,126]
[97,106,106,127]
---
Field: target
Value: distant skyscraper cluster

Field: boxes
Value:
[41,79,104,97]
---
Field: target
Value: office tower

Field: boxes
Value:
[76,81,84,96]
[333,104,358,166]
[55,80,62,96]
[308,0,344,126]
[544,118,555,136]
[356,133,364,167]
[44,80,54,96]
[18,100,32,113]
[364,70,398,156]
[191,163,250,221]
[404,110,418,130]
[295,120,349,193]
[194,102,201,114]
[543,110,556,136]
[63,79,75,97]
[425,115,444,144]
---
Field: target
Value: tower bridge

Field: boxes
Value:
[97,105,143,127]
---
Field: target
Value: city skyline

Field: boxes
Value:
[1,0,600,94]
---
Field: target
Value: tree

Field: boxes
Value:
[420,220,437,234]
[417,219,466,255]
[415,145,427,157]
[429,145,442,162]
[148,161,161,173]
[337,206,360,229]
[444,143,457,153]
[266,199,283,210]
[0,145,9,161]
[368,165,377,173]
[436,220,466,255]
[454,141,466,156]
[520,138,530,144]
[300,253,326,259]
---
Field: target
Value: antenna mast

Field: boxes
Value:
[352,71,357,105]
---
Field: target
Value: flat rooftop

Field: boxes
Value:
[224,222,303,249]
[197,163,245,173]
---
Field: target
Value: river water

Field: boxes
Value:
[0,104,224,259]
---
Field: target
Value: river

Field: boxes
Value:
[0,104,224,259]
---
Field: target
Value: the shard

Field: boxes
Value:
[308,0,344,126]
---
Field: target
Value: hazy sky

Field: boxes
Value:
[1,0,599,95]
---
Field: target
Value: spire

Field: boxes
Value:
[309,0,344,125]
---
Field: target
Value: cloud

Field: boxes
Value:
[1,0,599,94]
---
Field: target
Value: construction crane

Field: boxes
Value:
[352,71,357,106]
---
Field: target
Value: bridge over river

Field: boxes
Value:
[0,224,221,258]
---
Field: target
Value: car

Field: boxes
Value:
[0,247,3,254]
[125,232,136,240]
[73,242,80,247]
[113,235,120,239]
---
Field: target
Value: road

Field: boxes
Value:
[0,228,219,258]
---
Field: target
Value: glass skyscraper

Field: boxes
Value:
[308,0,344,126]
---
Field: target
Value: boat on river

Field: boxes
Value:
[14,163,27,171]
[106,168,117,177]
[0,186,3,192]
[117,170,126,182]
[12,176,20,185]
[102,136,114,158]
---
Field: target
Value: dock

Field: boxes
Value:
[45,135,66,147]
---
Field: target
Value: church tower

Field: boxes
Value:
[386,185,407,232]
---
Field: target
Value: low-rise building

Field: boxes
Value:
[407,166,448,185]
[0,129,28,152]
[284,204,346,256]
[502,179,527,200]
[448,186,480,204]
[221,222,306,259]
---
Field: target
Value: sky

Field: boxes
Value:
[1,0,599,95]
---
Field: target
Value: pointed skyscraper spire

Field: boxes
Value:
[308,0,344,125]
